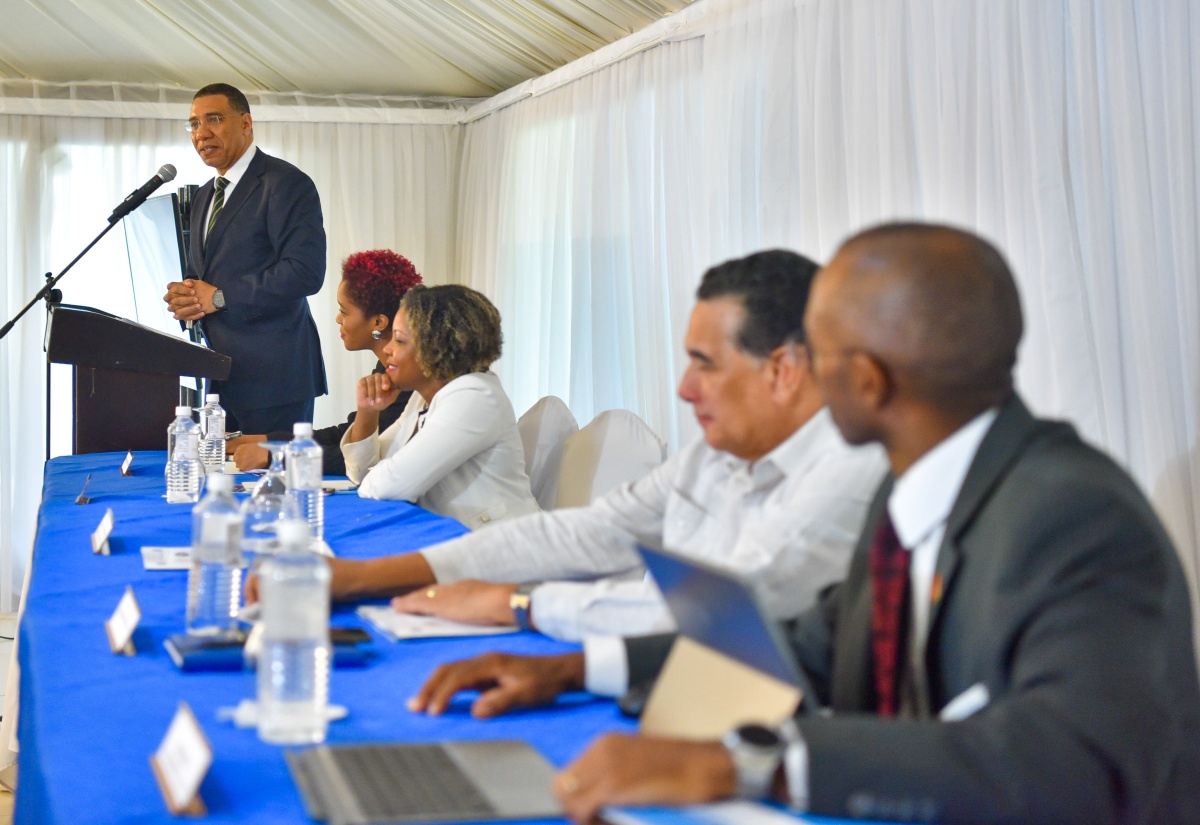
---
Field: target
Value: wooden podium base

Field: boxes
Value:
[73,367,178,455]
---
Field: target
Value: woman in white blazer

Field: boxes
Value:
[341,284,539,530]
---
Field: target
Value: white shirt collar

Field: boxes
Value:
[888,408,999,550]
[218,143,256,188]
[742,406,840,489]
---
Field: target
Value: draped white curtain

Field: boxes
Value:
[456,0,1200,638]
[2,0,1198,638]
[0,116,461,610]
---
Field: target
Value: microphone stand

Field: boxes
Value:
[42,274,62,460]
[0,216,124,342]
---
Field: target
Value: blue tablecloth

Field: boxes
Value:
[16,452,636,824]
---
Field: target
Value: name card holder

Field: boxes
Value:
[104,586,141,655]
[91,509,116,555]
[150,702,212,816]
[120,451,135,476]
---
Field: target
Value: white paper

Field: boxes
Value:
[357,605,518,641]
[605,801,814,825]
[106,586,141,653]
[120,451,134,476]
[91,508,115,555]
[141,546,193,571]
[154,702,212,810]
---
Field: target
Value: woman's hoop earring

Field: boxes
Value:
[371,329,383,340]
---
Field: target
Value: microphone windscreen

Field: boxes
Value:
[158,164,178,182]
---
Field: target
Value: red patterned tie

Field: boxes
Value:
[870,513,910,717]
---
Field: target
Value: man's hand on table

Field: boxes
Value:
[390,580,518,627]
[554,734,737,824]
[408,651,585,719]
[232,443,270,471]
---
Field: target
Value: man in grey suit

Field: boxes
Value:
[164,83,327,433]
[414,224,1200,824]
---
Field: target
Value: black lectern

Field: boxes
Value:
[46,305,231,454]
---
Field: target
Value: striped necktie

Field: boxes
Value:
[204,176,229,248]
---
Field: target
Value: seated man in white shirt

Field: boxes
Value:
[325,250,888,641]
[411,224,1200,825]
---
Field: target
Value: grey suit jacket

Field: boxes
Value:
[627,395,1200,824]
[187,148,327,415]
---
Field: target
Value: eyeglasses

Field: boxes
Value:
[185,114,227,132]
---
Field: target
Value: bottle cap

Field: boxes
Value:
[205,393,220,403]
[293,422,314,437]
[206,473,233,493]
[175,405,191,416]
[275,519,311,549]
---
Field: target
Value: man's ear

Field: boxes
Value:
[848,350,893,412]
[767,343,806,399]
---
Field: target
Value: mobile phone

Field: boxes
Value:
[330,627,372,645]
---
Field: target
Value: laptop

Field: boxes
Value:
[638,545,817,713]
[286,739,561,824]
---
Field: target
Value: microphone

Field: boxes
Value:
[108,164,177,224]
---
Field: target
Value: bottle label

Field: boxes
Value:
[289,456,322,488]
[174,432,199,459]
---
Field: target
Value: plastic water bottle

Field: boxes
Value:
[199,393,226,472]
[257,520,331,745]
[286,423,324,544]
[186,473,243,637]
[165,405,203,503]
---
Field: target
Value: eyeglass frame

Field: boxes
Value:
[185,113,228,132]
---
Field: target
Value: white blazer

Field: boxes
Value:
[341,371,540,530]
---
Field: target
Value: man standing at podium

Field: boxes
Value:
[163,82,327,433]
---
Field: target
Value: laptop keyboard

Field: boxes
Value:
[335,744,495,820]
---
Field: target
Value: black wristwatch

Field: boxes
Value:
[722,723,785,799]
[509,582,539,631]
[212,289,225,310]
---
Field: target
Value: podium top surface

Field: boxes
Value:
[46,304,231,380]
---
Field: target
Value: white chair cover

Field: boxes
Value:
[554,409,666,509]
[517,396,579,510]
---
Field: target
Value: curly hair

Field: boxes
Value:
[341,250,423,324]
[401,285,503,381]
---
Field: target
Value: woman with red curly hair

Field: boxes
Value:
[228,249,422,474]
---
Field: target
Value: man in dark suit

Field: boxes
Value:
[164,83,327,433]
[412,224,1200,824]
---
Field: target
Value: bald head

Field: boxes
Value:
[813,223,1022,414]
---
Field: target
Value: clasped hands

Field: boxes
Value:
[164,279,218,321]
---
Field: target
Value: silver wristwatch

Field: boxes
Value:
[722,723,785,800]
[212,289,225,310]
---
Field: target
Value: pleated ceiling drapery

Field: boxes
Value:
[2,0,1198,652]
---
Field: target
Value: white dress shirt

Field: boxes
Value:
[201,143,256,242]
[423,406,887,645]
[781,407,998,810]
[341,371,539,530]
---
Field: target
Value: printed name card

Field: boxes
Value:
[120,451,135,476]
[91,509,116,555]
[105,585,141,655]
[150,702,212,816]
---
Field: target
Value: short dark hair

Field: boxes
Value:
[402,285,503,381]
[341,250,423,326]
[696,249,820,356]
[193,83,250,115]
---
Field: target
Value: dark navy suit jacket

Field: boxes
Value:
[187,147,327,416]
